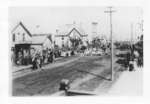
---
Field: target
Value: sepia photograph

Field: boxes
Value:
[9,6,143,96]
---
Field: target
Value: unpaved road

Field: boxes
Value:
[13,55,118,96]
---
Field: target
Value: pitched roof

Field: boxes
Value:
[66,28,88,37]
[12,22,53,44]
[55,24,87,37]
[31,34,52,44]
[11,21,32,37]
[31,35,47,44]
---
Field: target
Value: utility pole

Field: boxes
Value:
[131,23,133,45]
[130,23,134,61]
[104,7,116,81]
[141,20,144,34]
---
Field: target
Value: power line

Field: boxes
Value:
[104,7,116,81]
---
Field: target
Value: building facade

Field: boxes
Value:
[11,22,53,65]
[55,23,88,50]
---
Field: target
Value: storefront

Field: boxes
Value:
[14,43,32,65]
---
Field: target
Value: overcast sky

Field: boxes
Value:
[9,7,143,41]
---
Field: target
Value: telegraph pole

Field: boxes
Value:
[131,23,133,45]
[104,7,116,81]
[130,23,134,61]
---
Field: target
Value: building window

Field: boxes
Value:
[13,34,15,42]
[23,33,25,41]
[62,44,64,47]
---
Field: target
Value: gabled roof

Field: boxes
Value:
[55,24,88,37]
[11,22,54,45]
[66,28,88,37]
[11,21,32,37]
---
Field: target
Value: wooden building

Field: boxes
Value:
[55,23,88,50]
[11,22,53,65]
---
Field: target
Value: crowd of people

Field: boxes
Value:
[31,49,76,70]
[128,44,143,71]
[31,49,59,70]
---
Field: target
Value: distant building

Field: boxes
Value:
[31,34,53,51]
[92,22,98,38]
[11,22,53,65]
[55,23,88,50]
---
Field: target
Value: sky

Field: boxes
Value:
[9,7,143,41]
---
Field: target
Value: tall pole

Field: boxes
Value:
[131,23,133,45]
[104,7,116,81]
[141,20,144,34]
[131,23,134,56]
[92,22,98,38]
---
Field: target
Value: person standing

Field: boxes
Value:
[32,55,37,70]
[50,50,54,63]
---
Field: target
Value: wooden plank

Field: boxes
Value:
[66,90,96,96]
